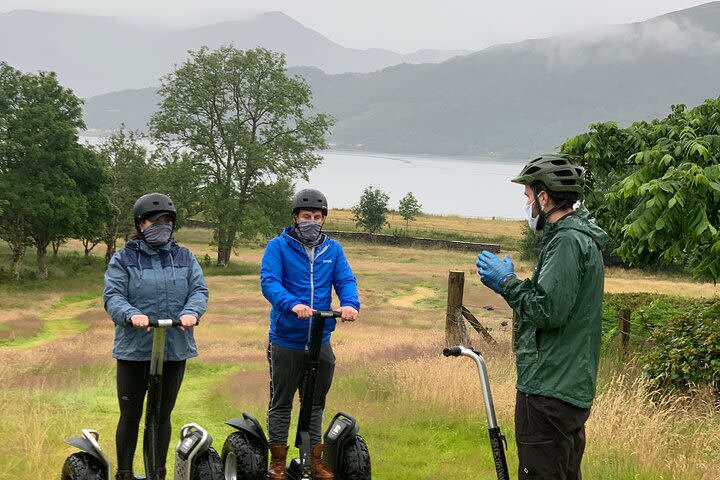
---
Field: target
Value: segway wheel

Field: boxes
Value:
[192,447,223,480]
[61,452,106,480]
[221,431,267,480]
[335,435,371,480]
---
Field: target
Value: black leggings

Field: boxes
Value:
[116,359,186,472]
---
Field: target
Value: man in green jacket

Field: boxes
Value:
[477,154,608,480]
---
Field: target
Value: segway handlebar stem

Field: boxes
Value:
[443,345,498,430]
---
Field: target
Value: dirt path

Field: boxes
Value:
[389,286,436,308]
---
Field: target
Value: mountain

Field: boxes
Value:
[82,2,720,157]
[0,10,469,98]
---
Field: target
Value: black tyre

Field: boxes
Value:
[61,452,106,480]
[335,435,371,480]
[221,431,267,480]
[193,447,224,480]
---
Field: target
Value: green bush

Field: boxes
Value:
[640,299,720,396]
[518,224,542,261]
[601,293,695,352]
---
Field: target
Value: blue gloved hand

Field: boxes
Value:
[476,250,515,294]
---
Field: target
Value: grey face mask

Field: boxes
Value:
[295,221,322,244]
[142,221,173,246]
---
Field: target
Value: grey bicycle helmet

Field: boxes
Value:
[292,189,328,215]
[511,154,584,193]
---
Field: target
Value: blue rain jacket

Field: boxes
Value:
[103,239,209,361]
[260,229,360,350]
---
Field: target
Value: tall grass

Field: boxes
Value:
[1,216,719,478]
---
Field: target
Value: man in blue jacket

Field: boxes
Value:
[261,188,360,480]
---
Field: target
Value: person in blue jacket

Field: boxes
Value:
[261,188,360,480]
[103,192,209,480]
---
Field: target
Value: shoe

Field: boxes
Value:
[311,444,334,480]
[268,444,289,480]
[115,470,135,480]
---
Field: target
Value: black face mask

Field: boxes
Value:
[295,221,322,244]
[142,221,173,246]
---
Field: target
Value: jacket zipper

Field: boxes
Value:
[304,242,329,350]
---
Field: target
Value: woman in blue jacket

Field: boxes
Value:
[103,193,209,480]
[260,188,360,480]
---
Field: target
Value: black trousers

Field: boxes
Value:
[116,359,186,472]
[515,391,591,480]
[267,342,336,445]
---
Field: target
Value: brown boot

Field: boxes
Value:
[115,471,135,480]
[311,444,334,480]
[268,444,288,480]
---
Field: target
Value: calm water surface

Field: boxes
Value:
[298,151,526,219]
[81,136,526,218]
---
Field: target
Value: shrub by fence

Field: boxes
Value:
[603,292,720,397]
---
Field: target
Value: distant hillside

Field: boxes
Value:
[0,10,469,97]
[83,2,720,157]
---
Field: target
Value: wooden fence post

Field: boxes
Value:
[619,308,631,357]
[445,270,472,348]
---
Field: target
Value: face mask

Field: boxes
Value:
[524,200,545,231]
[142,221,173,246]
[295,221,322,244]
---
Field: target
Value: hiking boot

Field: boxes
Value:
[311,444,334,480]
[115,471,135,480]
[268,444,289,480]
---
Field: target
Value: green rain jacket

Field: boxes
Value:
[501,206,608,408]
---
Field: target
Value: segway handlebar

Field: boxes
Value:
[443,346,463,357]
[312,310,343,319]
[442,345,497,429]
[443,345,510,480]
[125,318,195,328]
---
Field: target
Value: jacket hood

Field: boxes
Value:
[544,205,608,248]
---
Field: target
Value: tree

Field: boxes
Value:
[0,62,110,279]
[150,46,333,266]
[153,150,205,230]
[398,192,423,230]
[97,127,156,264]
[352,186,390,233]
[561,97,720,280]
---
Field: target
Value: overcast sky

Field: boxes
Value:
[0,0,713,52]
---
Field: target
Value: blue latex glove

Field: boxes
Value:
[476,250,515,294]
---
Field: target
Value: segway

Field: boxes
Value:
[222,310,371,480]
[443,345,510,480]
[62,318,223,480]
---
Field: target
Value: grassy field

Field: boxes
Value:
[323,209,525,248]
[0,225,719,479]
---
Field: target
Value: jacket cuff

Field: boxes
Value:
[500,276,522,298]
[179,310,200,323]
[123,308,143,325]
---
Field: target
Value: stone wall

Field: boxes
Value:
[323,230,500,253]
[184,220,501,253]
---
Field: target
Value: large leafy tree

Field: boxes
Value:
[97,128,157,263]
[561,98,720,280]
[150,46,333,266]
[153,150,205,230]
[0,62,110,279]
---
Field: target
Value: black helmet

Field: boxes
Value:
[133,193,177,223]
[511,154,585,194]
[292,188,328,215]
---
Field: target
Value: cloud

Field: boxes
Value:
[524,17,720,66]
